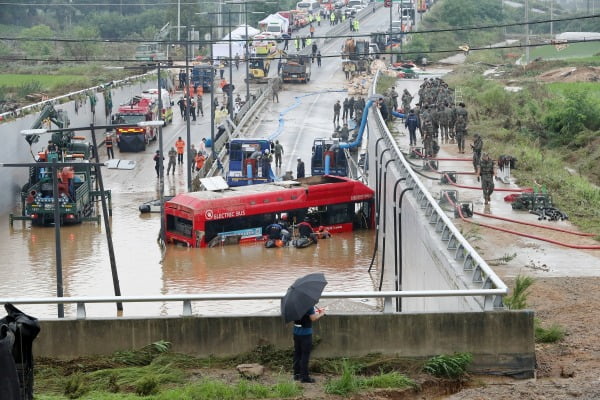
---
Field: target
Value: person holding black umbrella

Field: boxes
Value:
[281,273,328,384]
[293,306,325,383]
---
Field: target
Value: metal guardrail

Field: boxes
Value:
[0,288,507,319]
[369,70,507,310]
[0,71,157,121]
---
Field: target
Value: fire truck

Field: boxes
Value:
[111,96,159,152]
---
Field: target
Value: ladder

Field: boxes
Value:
[454,87,464,105]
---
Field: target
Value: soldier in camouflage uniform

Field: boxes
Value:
[401,89,413,115]
[448,103,457,141]
[478,152,495,205]
[471,133,483,172]
[422,124,434,157]
[420,105,431,136]
[439,103,450,143]
[455,102,468,153]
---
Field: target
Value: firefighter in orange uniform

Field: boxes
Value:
[175,136,185,165]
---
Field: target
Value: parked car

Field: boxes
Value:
[344,7,357,17]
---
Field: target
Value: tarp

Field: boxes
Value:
[258,14,288,29]
[223,25,260,41]
[117,134,146,152]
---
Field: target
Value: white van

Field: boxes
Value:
[347,0,364,10]
[296,0,321,14]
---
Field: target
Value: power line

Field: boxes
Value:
[1,37,598,64]
[1,13,598,45]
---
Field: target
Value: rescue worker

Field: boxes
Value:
[471,133,483,172]
[297,157,305,179]
[342,98,349,121]
[105,134,114,159]
[405,109,420,146]
[297,217,318,242]
[195,152,206,172]
[455,102,468,153]
[401,89,412,115]
[478,152,495,205]
[353,19,359,32]
[333,100,341,126]
[196,93,204,117]
[274,140,284,168]
[315,226,331,239]
[175,137,185,165]
[153,150,163,178]
[167,146,177,175]
[340,123,350,142]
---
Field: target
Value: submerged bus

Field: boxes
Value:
[165,175,375,248]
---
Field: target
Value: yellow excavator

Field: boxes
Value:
[246,41,286,83]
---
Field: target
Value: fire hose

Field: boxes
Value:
[443,191,600,250]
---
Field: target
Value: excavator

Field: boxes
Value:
[10,103,111,226]
[246,43,286,84]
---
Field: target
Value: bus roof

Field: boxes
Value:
[165,175,373,218]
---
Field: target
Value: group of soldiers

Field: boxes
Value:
[404,78,469,157]
[399,78,496,205]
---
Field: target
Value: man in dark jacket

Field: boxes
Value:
[296,158,305,178]
[405,109,420,146]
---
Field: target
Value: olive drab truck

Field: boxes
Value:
[10,103,112,226]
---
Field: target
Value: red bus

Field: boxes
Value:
[165,175,375,248]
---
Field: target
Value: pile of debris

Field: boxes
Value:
[347,73,373,96]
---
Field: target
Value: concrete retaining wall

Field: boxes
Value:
[34,310,535,377]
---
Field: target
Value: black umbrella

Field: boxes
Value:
[281,273,328,323]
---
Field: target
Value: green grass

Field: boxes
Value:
[535,321,566,343]
[503,275,535,310]
[0,74,90,90]
[529,42,600,60]
[547,82,600,100]
[324,360,416,396]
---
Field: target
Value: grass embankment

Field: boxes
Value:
[33,342,473,399]
[0,64,141,107]
[443,58,600,235]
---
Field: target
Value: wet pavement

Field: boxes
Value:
[384,75,600,279]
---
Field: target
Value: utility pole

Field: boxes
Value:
[525,0,530,65]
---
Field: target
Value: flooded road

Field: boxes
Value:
[0,10,390,318]
[1,191,378,319]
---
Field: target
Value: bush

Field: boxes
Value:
[423,353,473,379]
[535,320,566,343]
[504,275,534,310]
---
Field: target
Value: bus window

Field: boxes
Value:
[167,214,193,238]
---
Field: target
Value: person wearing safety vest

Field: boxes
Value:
[330,12,335,25]
[294,37,300,51]
[175,137,185,165]
[194,152,206,172]
[306,37,312,46]
[316,14,321,26]
[105,134,114,159]
[353,19,359,32]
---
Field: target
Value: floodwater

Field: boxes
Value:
[0,190,379,319]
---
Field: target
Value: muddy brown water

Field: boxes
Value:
[0,189,379,319]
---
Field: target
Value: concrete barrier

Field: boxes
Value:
[34,310,535,377]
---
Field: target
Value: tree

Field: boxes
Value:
[19,25,56,59]
[63,26,101,60]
